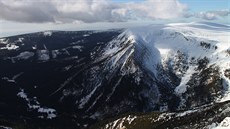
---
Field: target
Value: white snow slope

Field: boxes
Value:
[104,22,230,104]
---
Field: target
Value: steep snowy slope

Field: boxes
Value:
[0,22,229,129]
[90,22,230,129]
[100,22,230,110]
[133,22,230,107]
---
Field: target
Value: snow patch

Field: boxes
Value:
[14,51,34,60]
[0,44,19,50]
[43,44,47,50]
[38,108,57,119]
[72,45,83,51]
[51,50,60,58]
[158,48,171,56]
[16,38,24,43]
[17,89,57,119]
[43,31,52,36]
[17,89,28,100]
[174,66,196,94]
[0,126,12,129]
[2,77,15,83]
[78,83,100,109]
[37,50,50,61]
[176,109,198,117]
[32,45,37,50]
[0,38,8,44]
[126,115,137,124]
[211,117,230,129]
[2,72,23,83]
[83,34,90,37]
[104,115,137,129]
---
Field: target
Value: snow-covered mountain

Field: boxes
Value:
[0,22,229,129]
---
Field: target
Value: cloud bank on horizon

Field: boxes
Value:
[0,0,229,23]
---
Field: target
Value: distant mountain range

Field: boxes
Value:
[0,22,229,129]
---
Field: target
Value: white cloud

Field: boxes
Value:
[196,12,217,20]
[53,0,130,23]
[0,0,229,23]
[0,0,188,23]
[194,9,230,20]
[0,0,57,23]
[127,0,187,19]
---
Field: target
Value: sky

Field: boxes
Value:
[0,0,229,37]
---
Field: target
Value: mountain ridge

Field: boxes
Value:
[0,22,229,129]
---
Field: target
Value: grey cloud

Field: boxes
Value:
[56,4,129,23]
[0,0,229,23]
[195,12,217,20]
[0,0,187,23]
[211,10,230,17]
[194,10,230,20]
[127,0,188,20]
[0,0,58,23]
[0,0,130,23]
